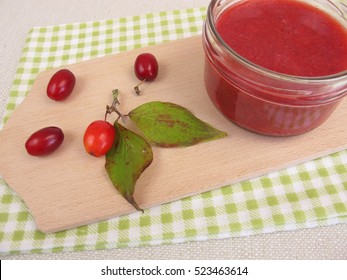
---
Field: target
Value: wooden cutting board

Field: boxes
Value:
[1,36,347,233]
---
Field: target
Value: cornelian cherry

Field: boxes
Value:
[47,69,76,101]
[25,126,64,156]
[134,53,159,95]
[134,53,159,81]
[83,120,116,157]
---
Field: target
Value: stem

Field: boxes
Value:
[134,79,147,95]
[104,89,126,121]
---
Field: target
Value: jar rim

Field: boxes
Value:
[207,0,347,84]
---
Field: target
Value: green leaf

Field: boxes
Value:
[105,122,153,212]
[128,101,227,147]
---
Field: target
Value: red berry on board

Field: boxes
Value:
[83,120,116,157]
[25,126,64,156]
[47,69,76,101]
[134,53,159,81]
[133,53,159,95]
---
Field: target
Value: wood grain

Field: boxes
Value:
[1,36,347,233]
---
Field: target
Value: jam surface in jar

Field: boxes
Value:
[216,0,347,76]
[204,0,347,136]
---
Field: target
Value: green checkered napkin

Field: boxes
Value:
[1,7,347,254]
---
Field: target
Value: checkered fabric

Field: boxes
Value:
[1,7,347,254]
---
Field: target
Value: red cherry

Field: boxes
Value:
[25,126,64,156]
[83,120,116,157]
[134,53,159,81]
[47,69,76,101]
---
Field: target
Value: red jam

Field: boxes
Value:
[203,0,347,136]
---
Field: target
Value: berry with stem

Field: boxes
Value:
[134,53,159,95]
[83,90,122,158]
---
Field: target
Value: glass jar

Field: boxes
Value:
[202,0,347,136]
